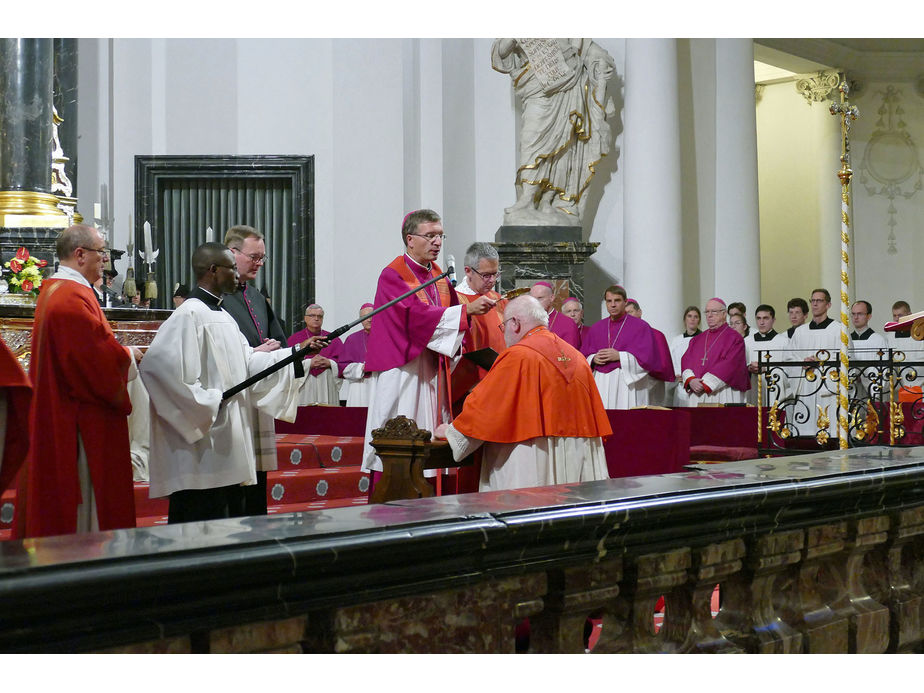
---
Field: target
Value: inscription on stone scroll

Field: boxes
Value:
[517,38,574,92]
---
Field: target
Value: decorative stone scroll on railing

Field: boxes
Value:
[756,347,924,455]
[1,446,923,654]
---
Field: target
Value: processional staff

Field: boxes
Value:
[221,259,458,401]
[829,79,859,450]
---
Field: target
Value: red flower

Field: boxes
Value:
[9,259,22,273]
[20,280,33,292]
[14,247,29,262]
[36,258,47,268]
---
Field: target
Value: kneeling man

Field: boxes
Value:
[435,295,611,492]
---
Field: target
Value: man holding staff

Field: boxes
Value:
[359,209,495,492]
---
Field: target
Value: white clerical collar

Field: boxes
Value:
[455,275,476,295]
[404,253,431,272]
[51,264,91,289]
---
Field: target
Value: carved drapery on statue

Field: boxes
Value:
[492,38,616,227]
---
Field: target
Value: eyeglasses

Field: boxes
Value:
[305,313,324,319]
[497,316,518,332]
[469,267,502,280]
[231,248,267,264]
[80,246,110,257]
[704,309,725,315]
[810,298,828,304]
[408,233,446,243]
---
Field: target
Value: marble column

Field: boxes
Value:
[623,39,682,335]
[0,38,67,228]
[713,39,761,312]
[54,38,79,209]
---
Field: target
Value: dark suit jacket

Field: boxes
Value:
[221,284,287,347]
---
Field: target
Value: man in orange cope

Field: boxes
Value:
[452,242,508,410]
[436,295,611,491]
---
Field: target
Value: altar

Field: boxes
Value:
[0,303,171,371]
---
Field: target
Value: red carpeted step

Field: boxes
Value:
[134,482,169,518]
[266,466,368,505]
[275,434,365,471]
[1,488,16,538]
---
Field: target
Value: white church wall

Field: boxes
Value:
[850,80,924,328]
[756,80,827,319]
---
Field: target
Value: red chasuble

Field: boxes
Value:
[453,327,612,444]
[0,340,32,494]
[26,278,135,537]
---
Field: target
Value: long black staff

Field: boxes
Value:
[221,264,454,401]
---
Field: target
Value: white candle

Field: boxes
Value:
[143,221,154,259]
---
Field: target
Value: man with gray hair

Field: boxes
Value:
[26,224,142,537]
[286,303,343,405]
[453,242,508,424]
[435,295,611,491]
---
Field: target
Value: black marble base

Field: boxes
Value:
[0,226,63,276]
[495,225,582,243]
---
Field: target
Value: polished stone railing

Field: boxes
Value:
[1,446,923,653]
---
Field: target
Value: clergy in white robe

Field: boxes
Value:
[360,210,494,482]
[669,306,702,405]
[435,296,611,492]
[743,304,790,406]
[677,298,750,406]
[580,285,672,409]
[786,289,843,436]
[139,244,324,523]
[847,301,888,400]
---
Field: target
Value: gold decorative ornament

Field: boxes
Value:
[816,404,830,446]
[0,191,69,227]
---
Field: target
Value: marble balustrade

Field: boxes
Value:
[1,446,923,653]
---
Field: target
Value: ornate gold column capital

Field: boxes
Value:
[795,70,842,105]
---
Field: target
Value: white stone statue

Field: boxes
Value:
[492,38,616,227]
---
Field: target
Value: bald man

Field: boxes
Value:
[435,295,611,491]
[529,281,581,349]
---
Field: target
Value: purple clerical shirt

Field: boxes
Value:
[580,313,669,380]
[547,309,581,349]
[680,324,750,392]
[338,329,369,378]
[287,328,344,377]
[364,254,463,373]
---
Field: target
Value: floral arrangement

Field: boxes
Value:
[4,247,48,297]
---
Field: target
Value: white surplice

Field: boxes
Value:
[341,362,373,406]
[297,359,342,405]
[586,352,655,409]
[743,330,790,406]
[360,304,466,475]
[786,319,843,435]
[140,297,309,498]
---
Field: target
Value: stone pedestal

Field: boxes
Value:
[493,225,599,307]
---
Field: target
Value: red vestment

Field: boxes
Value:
[453,327,612,443]
[26,278,135,537]
[0,339,32,494]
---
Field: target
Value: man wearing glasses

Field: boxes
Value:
[25,225,142,537]
[787,288,842,437]
[434,295,611,491]
[360,209,495,494]
[221,225,287,516]
[140,243,325,524]
[286,303,344,406]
